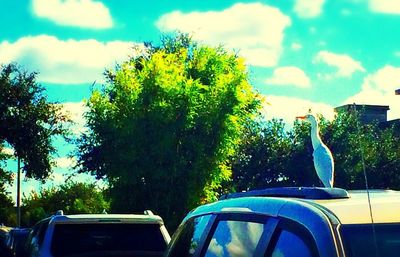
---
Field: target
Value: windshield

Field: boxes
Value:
[340,223,400,257]
[51,223,167,257]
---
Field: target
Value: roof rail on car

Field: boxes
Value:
[144,210,154,216]
[54,210,64,215]
[219,187,349,200]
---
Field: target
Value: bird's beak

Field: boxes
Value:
[296,116,306,120]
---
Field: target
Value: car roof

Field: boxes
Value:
[312,189,400,224]
[189,187,400,225]
[49,213,164,225]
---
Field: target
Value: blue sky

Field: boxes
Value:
[1,0,400,199]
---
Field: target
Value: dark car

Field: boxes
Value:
[164,187,400,257]
[25,210,170,257]
[4,228,30,257]
[1,226,12,256]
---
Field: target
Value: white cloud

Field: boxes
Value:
[207,239,223,257]
[32,0,113,29]
[156,3,291,67]
[314,51,365,78]
[55,157,77,169]
[50,171,65,183]
[265,66,311,88]
[1,147,15,156]
[291,42,303,50]
[263,95,335,127]
[226,221,263,257]
[59,102,88,135]
[369,0,400,14]
[0,35,138,84]
[294,0,325,18]
[343,65,400,120]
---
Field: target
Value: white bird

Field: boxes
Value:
[297,114,334,188]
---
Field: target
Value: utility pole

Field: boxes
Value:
[17,157,21,228]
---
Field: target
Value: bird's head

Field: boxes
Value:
[296,113,318,126]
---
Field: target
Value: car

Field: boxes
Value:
[24,210,170,257]
[4,227,31,257]
[0,225,12,257]
[164,187,400,257]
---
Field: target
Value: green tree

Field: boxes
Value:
[326,112,400,189]
[0,186,14,226]
[0,63,70,180]
[77,34,261,229]
[22,182,109,226]
[231,119,292,191]
[231,118,318,191]
[0,63,71,226]
[231,111,400,191]
[0,148,14,225]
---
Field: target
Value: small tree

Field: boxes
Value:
[22,182,109,226]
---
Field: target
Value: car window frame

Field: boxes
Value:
[264,217,320,257]
[165,213,217,257]
[198,212,278,257]
[25,218,51,255]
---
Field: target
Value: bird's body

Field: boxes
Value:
[297,114,334,188]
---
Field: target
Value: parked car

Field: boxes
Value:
[0,225,12,257]
[164,187,400,257]
[24,210,170,257]
[4,228,31,257]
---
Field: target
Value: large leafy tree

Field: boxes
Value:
[22,182,109,226]
[231,111,400,191]
[0,63,70,180]
[77,34,261,229]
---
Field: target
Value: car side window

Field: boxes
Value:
[27,224,40,245]
[166,214,213,257]
[36,221,49,246]
[27,219,49,251]
[265,219,319,257]
[203,219,265,257]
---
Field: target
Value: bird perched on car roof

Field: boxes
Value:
[296,113,334,188]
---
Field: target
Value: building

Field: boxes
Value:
[334,104,400,135]
[334,104,390,124]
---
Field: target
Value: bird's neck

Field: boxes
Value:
[310,123,322,149]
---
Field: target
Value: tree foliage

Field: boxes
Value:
[0,188,14,226]
[0,159,13,225]
[22,182,109,226]
[0,63,70,180]
[232,112,400,191]
[77,34,262,229]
